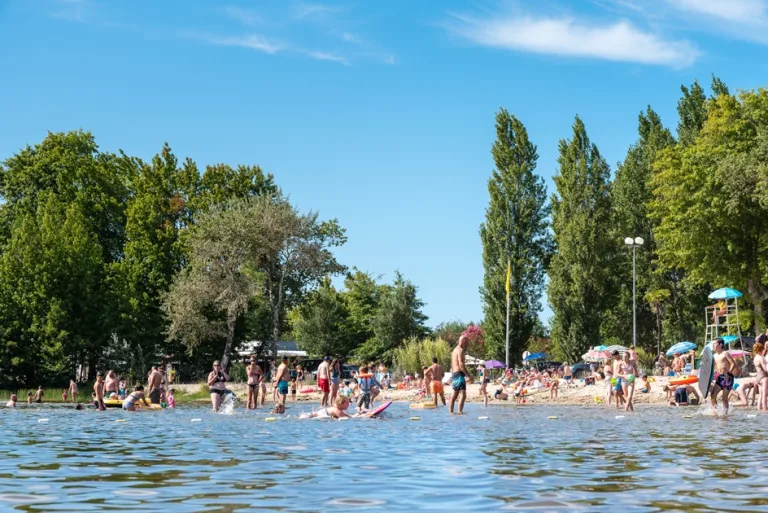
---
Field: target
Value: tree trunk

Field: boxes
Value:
[747,278,768,335]
[654,303,662,355]
[222,311,236,370]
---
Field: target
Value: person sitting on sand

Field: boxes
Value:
[639,375,651,393]
[6,394,17,408]
[300,395,358,419]
[122,385,151,411]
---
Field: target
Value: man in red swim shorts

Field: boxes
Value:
[317,356,331,407]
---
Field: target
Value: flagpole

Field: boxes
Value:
[505,258,510,368]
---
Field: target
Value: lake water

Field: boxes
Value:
[1,402,766,512]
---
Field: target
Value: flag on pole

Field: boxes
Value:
[505,260,511,302]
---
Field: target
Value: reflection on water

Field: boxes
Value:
[0,403,765,511]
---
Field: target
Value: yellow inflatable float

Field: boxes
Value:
[103,399,162,410]
[409,403,436,409]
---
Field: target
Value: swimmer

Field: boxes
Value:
[317,356,331,407]
[423,366,433,399]
[68,379,78,403]
[207,360,230,412]
[274,356,290,409]
[122,385,150,411]
[329,358,341,406]
[6,394,17,408]
[664,384,700,406]
[753,338,768,410]
[301,395,357,419]
[710,338,736,415]
[94,371,106,411]
[166,388,176,408]
[478,365,489,406]
[34,386,44,404]
[450,335,472,414]
[429,357,446,407]
[246,355,262,410]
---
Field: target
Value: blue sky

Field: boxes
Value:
[2,0,768,329]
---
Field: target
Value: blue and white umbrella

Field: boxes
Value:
[708,288,742,300]
[666,341,696,356]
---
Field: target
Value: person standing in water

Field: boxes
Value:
[450,335,471,414]
[329,358,341,406]
[105,370,118,398]
[246,355,262,410]
[429,357,446,407]
[274,356,290,410]
[207,360,229,412]
[148,366,162,405]
[68,380,78,403]
[6,394,17,408]
[317,356,331,407]
[94,371,106,411]
[711,338,736,414]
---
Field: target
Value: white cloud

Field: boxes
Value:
[670,0,767,23]
[223,6,263,27]
[294,2,343,20]
[341,32,360,43]
[194,33,283,54]
[304,50,350,65]
[449,14,699,67]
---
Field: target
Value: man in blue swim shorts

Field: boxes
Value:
[710,338,737,415]
[275,356,291,409]
[449,335,472,414]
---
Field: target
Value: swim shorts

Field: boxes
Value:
[674,387,689,404]
[318,378,330,393]
[715,372,734,391]
[149,389,161,404]
[277,380,289,395]
[431,381,444,394]
[452,372,466,391]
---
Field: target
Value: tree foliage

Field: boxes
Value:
[548,116,615,362]
[480,109,551,364]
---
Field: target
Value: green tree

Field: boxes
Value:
[605,107,675,350]
[197,163,279,211]
[480,109,551,364]
[356,272,429,361]
[290,278,355,357]
[116,144,200,369]
[548,116,614,362]
[343,269,382,353]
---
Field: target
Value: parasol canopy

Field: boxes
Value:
[708,288,742,300]
[523,352,547,361]
[582,349,611,362]
[666,341,697,356]
[484,360,505,369]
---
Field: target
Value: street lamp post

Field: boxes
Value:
[624,237,644,349]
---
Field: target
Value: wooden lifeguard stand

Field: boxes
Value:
[705,287,743,350]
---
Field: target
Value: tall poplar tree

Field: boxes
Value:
[479,109,550,363]
[548,116,614,361]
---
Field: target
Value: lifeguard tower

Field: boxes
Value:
[705,287,744,351]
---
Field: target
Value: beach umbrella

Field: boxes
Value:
[604,345,628,354]
[666,341,697,356]
[524,352,547,361]
[582,350,611,363]
[484,360,505,369]
[706,336,741,350]
[730,350,748,358]
[708,287,742,299]
[594,345,608,351]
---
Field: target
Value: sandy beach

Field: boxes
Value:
[172,375,750,407]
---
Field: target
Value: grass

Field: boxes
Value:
[0,388,72,403]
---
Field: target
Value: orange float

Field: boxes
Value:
[669,376,698,385]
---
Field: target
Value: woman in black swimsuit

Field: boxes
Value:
[207,360,229,412]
